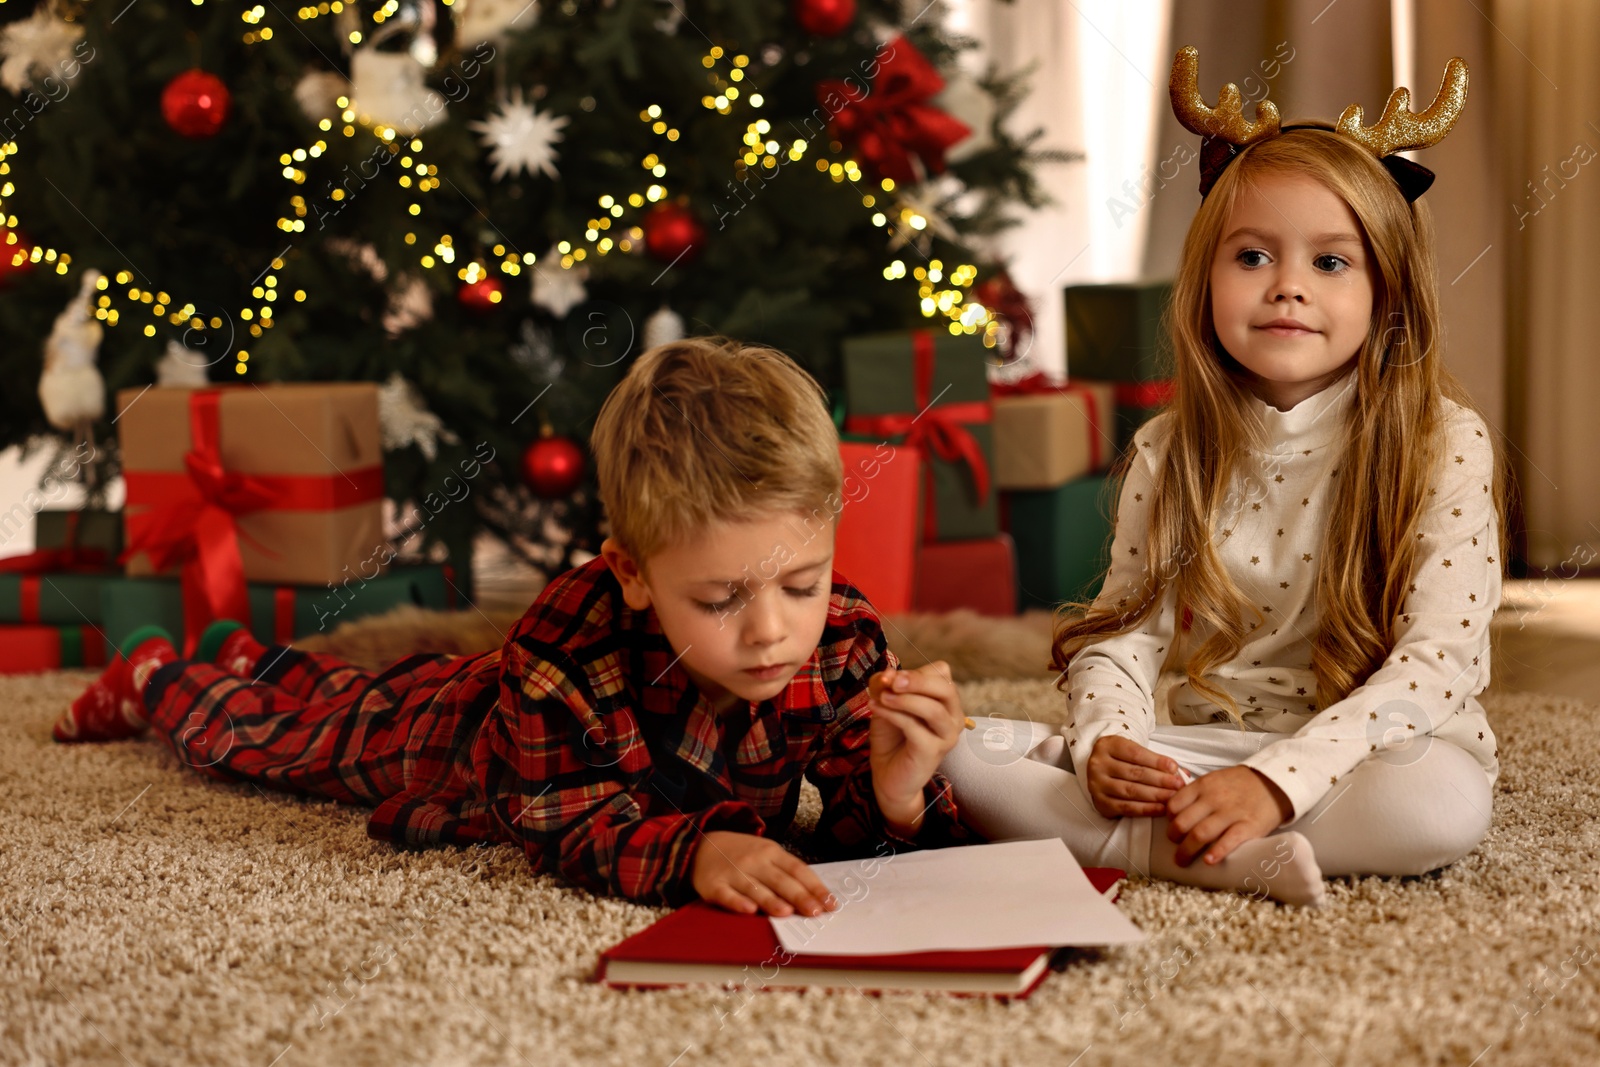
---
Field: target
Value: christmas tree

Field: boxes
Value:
[0,0,1053,593]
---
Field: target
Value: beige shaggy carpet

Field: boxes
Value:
[5,655,1598,1066]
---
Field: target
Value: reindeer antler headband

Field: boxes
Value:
[1169,45,1469,202]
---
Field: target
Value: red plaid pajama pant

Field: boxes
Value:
[142,646,485,806]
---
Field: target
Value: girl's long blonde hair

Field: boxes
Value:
[1050,127,1513,723]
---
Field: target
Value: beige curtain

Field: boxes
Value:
[1487,0,1600,570]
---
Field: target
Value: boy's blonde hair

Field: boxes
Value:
[1050,126,1514,723]
[590,336,842,561]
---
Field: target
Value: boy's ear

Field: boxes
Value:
[600,536,654,611]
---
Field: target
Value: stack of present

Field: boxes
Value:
[0,383,458,675]
[833,328,1017,617]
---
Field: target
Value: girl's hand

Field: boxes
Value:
[1086,735,1186,818]
[867,663,965,837]
[691,831,839,917]
[1165,766,1294,866]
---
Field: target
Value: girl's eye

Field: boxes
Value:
[1237,249,1269,268]
[1314,254,1349,273]
[786,581,826,600]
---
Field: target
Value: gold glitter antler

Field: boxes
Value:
[1334,58,1469,157]
[1169,45,1281,146]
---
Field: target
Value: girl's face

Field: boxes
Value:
[1209,173,1375,411]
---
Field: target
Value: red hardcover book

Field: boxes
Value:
[598,867,1125,998]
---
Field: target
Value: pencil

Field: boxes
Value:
[869,674,977,730]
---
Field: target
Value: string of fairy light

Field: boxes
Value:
[2,2,999,379]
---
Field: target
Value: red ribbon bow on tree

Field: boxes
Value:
[817,35,971,186]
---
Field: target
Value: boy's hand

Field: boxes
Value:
[1165,766,1293,866]
[866,663,965,837]
[691,831,839,918]
[1086,735,1186,818]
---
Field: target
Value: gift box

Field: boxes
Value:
[1109,379,1175,451]
[118,384,385,651]
[0,571,112,625]
[1063,282,1174,383]
[99,565,453,659]
[841,329,997,542]
[1004,474,1115,610]
[37,508,123,560]
[832,441,922,615]
[991,378,1115,490]
[913,534,1017,616]
[0,623,109,674]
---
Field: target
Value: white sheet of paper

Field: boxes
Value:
[769,839,1146,956]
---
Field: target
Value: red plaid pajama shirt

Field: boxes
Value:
[143,557,971,905]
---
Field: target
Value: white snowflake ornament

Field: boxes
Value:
[470,87,568,181]
[377,371,459,460]
[529,249,588,319]
[0,6,84,96]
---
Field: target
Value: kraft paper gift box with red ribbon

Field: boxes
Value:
[832,441,922,616]
[913,534,1017,616]
[841,329,997,543]
[98,565,455,661]
[117,384,385,655]
[0,623,108,674]
[1003,473,1115,611]
[990,376,1115,490]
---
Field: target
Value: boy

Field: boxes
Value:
[55,337,974,915]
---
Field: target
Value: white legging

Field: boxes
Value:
[937,718,1493,878]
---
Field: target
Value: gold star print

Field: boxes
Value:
[1410,583,1418,593]
[1331,468,1339,477]
[1488,556,1496,564]
[1475,429,1484,437]
[1428,488,1437,496]
[1301,497,1310,506]
[1263,605,1273,613]
[1223,529,1232,538]
[1069,739,1077,747]
[1472,656,1479,665]
[1141,440,1151,448]
[1370,744,1377,752]
[1252,660,1262,666]
[1369,711,1378,720]
[1403,614,1412,623]
[1277,528,1284,537]
[1477,732,1484,740]
[1436,650,1446,660]
[1118,708,1126,715]
[1248,695,1258,704]
[1274,474,1285,483]
[1252,503,1262,511]
[1135,493,1143,502]
[1268,675,1280,683]
[1303,449,1312,455]
[1442,559,1453,568]
[1454,454,1465,464]
[1086,693,1095,700]
[1308,703,1316,711]
[1302,553,1313,562]
[1452,507,1462,517]
[1280,581,1290,589]
[1445,690,1453,699]
[1472,537,1478,546]
[1296,687,1307,695]
[1129,546,1139,556]
[1287,766,1296,772]
[1157,646,1165,653]
[1331,715,1339,720]
[1251,555,1260,565]
[1330,776,1337,784]
[1482,484,1489,493]
[1461,619,1471,628]
[1400,654,1410,662]
[1409,681,1418,691]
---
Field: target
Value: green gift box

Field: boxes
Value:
[1063,283,1174,383]
[0,572,111,625]
[840,329,998,542]
[1108,380,1176,453]
[1005,474,1115,610]
[99,565,453,658]
[36,509,124,559]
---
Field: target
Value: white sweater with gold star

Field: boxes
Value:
[1063,372,1501,820]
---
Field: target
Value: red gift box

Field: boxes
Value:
[0,623,108,674]
[833,441,922,615]
[914,534,1017,616]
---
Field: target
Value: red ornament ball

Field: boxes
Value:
[521,434,586,499]
[642,201,707,264]
[161,70,232,139]
[457,276,504,313]
[794,0,857,36]
[0,228,32,287]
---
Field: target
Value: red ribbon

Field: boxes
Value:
[122,390,383,656]
[0,546,110,573]
[844,330,992,540]
[274,586,296,644]
[816,35,971,186]
[991,373,1107,472]
[1114,380,1176,408]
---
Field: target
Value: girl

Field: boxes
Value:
[939,48,1511,906]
